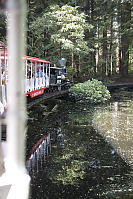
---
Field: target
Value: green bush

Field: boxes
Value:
[69,79,111,104]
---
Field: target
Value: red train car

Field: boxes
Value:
[23,56,51,98]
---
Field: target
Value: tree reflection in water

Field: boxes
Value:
[27,93,133,199]
[93,100,133,167]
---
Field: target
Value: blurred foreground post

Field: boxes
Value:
[0,0,30,198]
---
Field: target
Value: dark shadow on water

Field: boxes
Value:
[27,101,133,199]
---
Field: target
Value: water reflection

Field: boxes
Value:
[93,100,133,167]
[27,98,133,199]
[26,134,51,178]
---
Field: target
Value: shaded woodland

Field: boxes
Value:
[0,0,133,81]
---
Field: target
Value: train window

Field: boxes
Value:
[50,68,56,75]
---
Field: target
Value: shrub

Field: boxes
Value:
[69,79,111,104]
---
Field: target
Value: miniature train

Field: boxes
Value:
[0,48,70,114]
[23,56,70,98]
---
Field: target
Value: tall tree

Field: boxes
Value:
[28,5,89,69]
[120,1,131,77]
[26,0,133,81]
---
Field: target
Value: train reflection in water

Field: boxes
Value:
[26,134,51,176]
[26,127,65,179]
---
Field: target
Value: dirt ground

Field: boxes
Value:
[110,74,133,83]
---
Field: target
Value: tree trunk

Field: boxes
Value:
[72,51,76,71]
[120,2,131,77]
[72,51,74,69]
[108,16,113,76]
[90,0,96,74]
[96,20,100,74]
[102,22,107,76]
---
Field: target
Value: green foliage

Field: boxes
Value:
[50,5,89,53]
[28,4,89,59]
[66,66,75,81]
[26,0,133,79]
[69,79,111,104]
[46,125,93,185]
[0,14,6,42]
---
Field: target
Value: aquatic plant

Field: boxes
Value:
[69,79,111,104]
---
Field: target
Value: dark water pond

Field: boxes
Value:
[26,90,133,199]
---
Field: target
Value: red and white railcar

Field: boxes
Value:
[0,50,52,114]
[0,42,8,114]
[23,56,51,98]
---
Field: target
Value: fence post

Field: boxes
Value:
[0,0,30,198]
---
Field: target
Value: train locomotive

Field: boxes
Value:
[24,56,70,98]
[0,48,70,141]
[0,46,70,115]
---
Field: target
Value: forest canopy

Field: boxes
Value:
[0,0,133,81]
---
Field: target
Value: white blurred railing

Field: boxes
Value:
[0,0,30,199]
